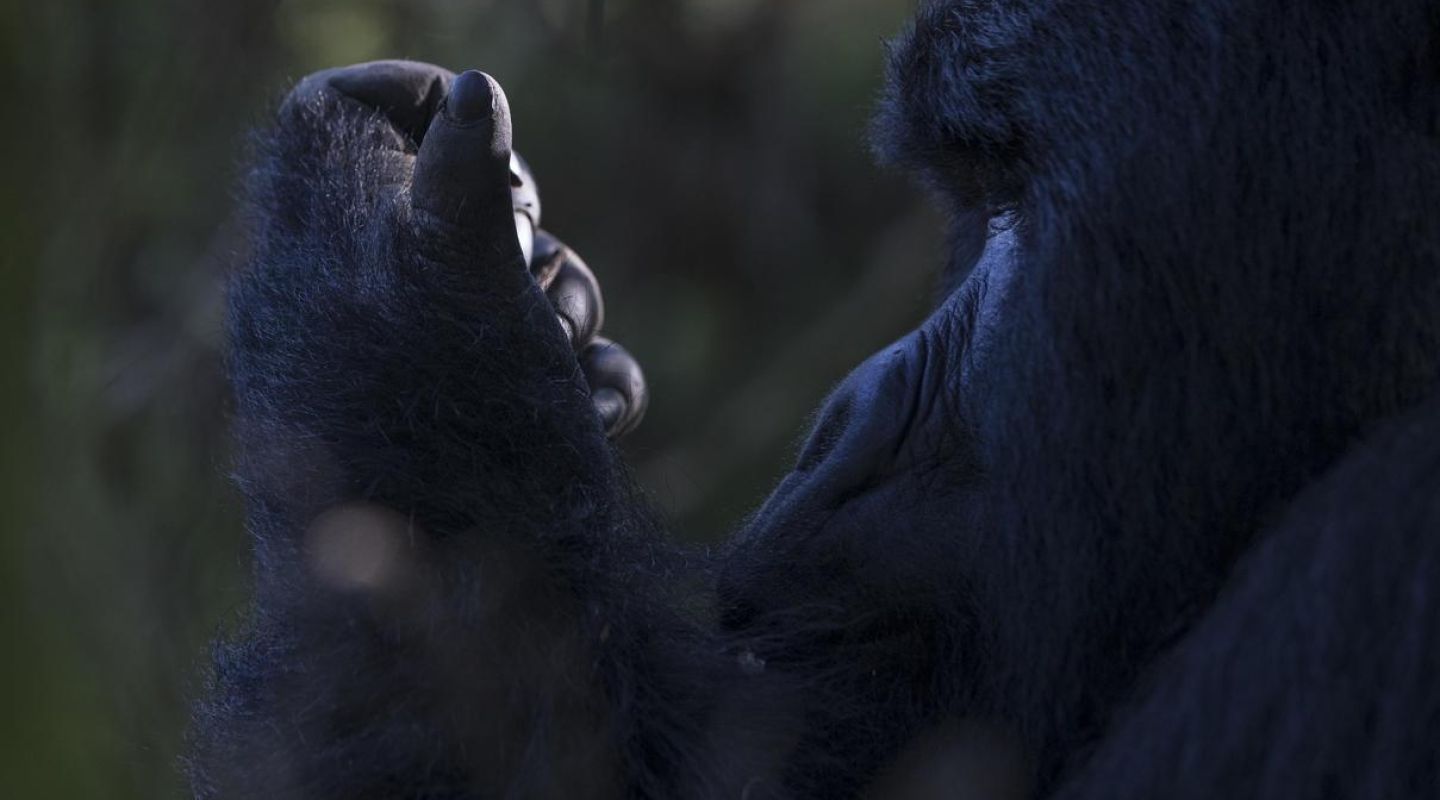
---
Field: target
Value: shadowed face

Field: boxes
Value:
[721,0,1440,776]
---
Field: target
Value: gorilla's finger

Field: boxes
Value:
[285,60,453,145]
[511,153,541,265]
[530,230,566,290]
[411,70,521,270]
[546,249,605,349]
[580,338,648,439]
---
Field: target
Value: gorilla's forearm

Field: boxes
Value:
[190,71,723,800]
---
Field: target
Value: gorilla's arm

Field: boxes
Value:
[1053,395,1440,799]
[189,64,725,799]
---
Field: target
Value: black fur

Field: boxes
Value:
[191,1,1440,797]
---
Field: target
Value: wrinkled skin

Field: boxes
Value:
[191,1,1440,798]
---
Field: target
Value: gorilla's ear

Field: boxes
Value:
[871,2,1032,211]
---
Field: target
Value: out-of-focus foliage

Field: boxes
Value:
[0,0,940,796]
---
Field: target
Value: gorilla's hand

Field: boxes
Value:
[529,229,648,438]
[196,62,691,800]
[229,61,642,530]
[277,61,644,439]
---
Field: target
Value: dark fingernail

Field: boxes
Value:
[446,70,493,123]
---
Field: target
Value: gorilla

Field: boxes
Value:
[189,1,1440,798]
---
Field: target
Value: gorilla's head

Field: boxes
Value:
[720,0,1440,774]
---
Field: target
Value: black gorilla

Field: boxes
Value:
[191,1,1440,797]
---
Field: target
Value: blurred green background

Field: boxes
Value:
[0,0,943,796]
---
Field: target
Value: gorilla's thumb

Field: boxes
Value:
[411,70,522,270]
